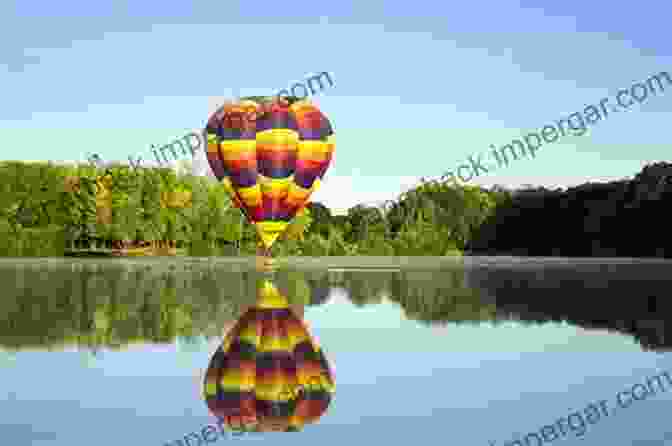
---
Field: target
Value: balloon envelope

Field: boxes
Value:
[205,96,335,249]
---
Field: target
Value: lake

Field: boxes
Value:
[0,256,670,446]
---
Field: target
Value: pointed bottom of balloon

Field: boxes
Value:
[255,221,289,249]
[256,279,290,308]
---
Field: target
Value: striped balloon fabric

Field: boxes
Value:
[205,96,335,249]
[203,279,334,432]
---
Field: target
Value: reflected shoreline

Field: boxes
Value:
[0,259,670,352]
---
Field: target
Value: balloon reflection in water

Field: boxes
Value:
[203,278,334,432]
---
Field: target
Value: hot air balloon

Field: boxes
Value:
[203,277,334,433]
[205,95,335,253]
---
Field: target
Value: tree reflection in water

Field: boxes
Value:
[0,260,669,352]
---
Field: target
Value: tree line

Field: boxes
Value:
[0,160,669,257]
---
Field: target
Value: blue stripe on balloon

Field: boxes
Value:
[214,127,257,140]
[294,170,318,189]
[230,169,258,188]
[255,114,299,133]
[258,162,294,179]
[298,129,330,140]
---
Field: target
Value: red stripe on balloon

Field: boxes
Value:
[226,158,258,171]
[257,149,297,163]
[247,205,264,222]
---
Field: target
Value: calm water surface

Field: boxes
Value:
[0,257,670,445]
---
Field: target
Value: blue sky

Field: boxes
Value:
[1,0,671,213]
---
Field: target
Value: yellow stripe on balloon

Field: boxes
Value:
[220,365,256,389]
[256,382,296,402]
[221,177,233,190]
[207,133,220,154]
[238,324,262,346]
[287,182,311,196]
[219,140,257,158]
[286,183,312,206]
[288,100,315,114]
[221,101,253,118]
[298,140,332,154]
[220,333,234,353]
[238,99,259,116]
[255,221,289,248]
[261,178,290,199]
[256,280,290,308]
[259,334,292,353]
[237,184,262,206]
[326,134,335,152]
[256,129,299,146]
[297,141,331,162]
[204,380,217,397]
